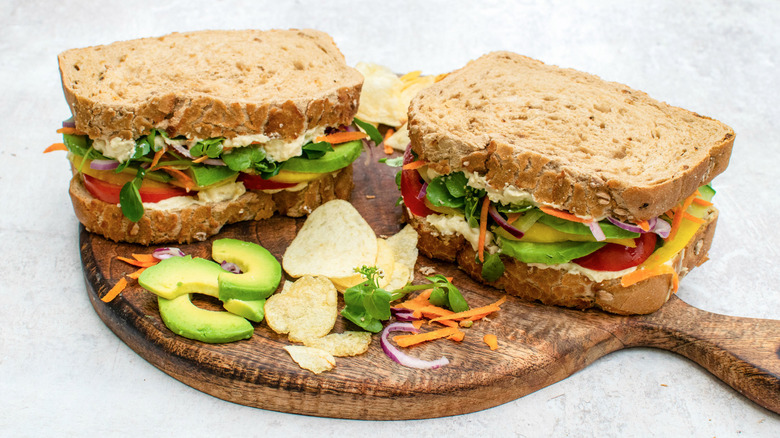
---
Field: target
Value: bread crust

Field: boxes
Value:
[408,51,734,222]
[405,207,718,315]
[69,166,353,244]
[58,29,363,142]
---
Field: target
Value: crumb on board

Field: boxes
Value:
[418,266,437,276]
[365,195,376,199]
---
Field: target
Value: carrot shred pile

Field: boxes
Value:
[315,131,367,144]
[666,191,699,241]
[44,143,68,153]
[539,206,591,223]
[102,253,162,303]
[393,326,462,347]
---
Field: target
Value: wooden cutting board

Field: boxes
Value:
[81,153,780,419]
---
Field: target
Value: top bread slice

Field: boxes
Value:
[58,29,363,142]
[408,51,734,221]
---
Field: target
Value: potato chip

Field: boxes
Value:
[303,331,372,357]
[384,122,411,152]
[284,345,335,374]
[283,200,378,279]
[330,238,396,292]
[264,275,337,343]
[386,262,412,292]
[386,224,419,284]
[355,63,437,128]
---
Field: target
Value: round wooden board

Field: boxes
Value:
[81,153,780,419]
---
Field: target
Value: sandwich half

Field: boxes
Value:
[402,51,734,315]
[53,29,369,244]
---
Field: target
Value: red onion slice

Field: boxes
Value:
[652,218,671,239]
[608,216,670,239]
[89,159,120,171]
[62,117,75,128]
[416,181,428,200]
[607,217,644,234]
[390,307,418,322]
[169,142,193,159]
[588,221,606,242]
[221,261,242,274]
[380,322,450,369]
[488,204,524,239]
[153,247,185,260]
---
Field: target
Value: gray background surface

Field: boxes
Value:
[1,0,778,436]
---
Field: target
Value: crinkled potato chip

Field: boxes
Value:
[303,331,372,357]
[265,275,337,343]
[355,63,437,128]
[330,238,396,292]
[386,224,419,284]
[284,345,335,374]
[384,123,411,152]
[283,200,377,279]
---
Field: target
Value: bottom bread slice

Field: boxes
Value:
[407,206,718,315]
[69,166,353,245]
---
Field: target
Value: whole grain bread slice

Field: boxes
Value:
[408,51,734,221]
[59,29,363,142]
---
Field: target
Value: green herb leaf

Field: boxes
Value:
[301,141,333,159]
[119,168,146,222]
[380,156,404,167]
[353,117,384,145]
[222,146,267,172]
[426,176,465,209]
[481,252,506,282]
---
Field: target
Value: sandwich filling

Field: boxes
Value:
[50,118,382,222]
[398,145,716,286]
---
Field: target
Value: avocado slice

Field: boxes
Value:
[138,256,224,300]
[222,299,265,322]
[212,238,282,301]
[280,140,363,174]
[157,295,253,343]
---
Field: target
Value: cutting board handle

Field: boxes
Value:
[615,296,780,413]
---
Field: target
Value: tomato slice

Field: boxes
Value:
[573,232,657,271]
[237,173,299,190]
[82,174,190,204]
[400,144,435,217]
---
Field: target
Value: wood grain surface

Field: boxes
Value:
[81,153,780,419]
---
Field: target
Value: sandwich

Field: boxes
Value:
[401,52,734,315]
[50,29,374,244]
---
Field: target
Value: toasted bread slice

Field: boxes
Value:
[406,205,718,315]
[69,166,353,244]
[58,29,363,142]
[408,51,734,221]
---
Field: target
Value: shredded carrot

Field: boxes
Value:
[44,143,68,153]
[149,147,166,170]
[416,304,455,319]
[157,166,195,191]
[621,264,677,289]
[682,212,706,224]
[412,320,425,329]
[637,220,651,232]
[315,131,367,144]
[131,253,158,263]
[666,192,698,241]
[383,128,395,155]
[101,278,128,303]
[401,160,427,171]
[448,331,465,342]
[126,268,147,280]
[191,155,209,163]
[429,296,507,323]
[692,197,713,207]
[539,206,591,223]
[483,334,499,350]
[393,326,460,347]
[478,197,490,263]
[56,127,86,135]
[116,256,157,268]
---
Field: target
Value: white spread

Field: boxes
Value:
[424,213,498,253]
[527,262,637,283]
[92,137,136,163]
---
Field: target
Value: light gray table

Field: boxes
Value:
[2,1,778,436]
